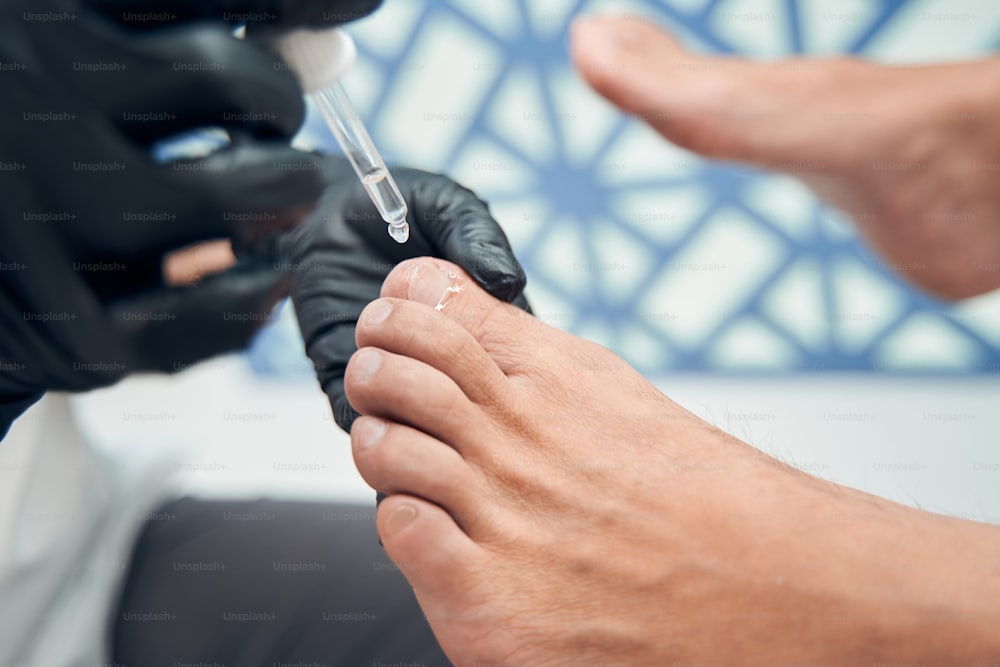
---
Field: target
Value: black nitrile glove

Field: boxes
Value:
[0,0,381,407]
[268,157,529,432]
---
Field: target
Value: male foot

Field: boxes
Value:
[345,258,1000,665]
[571,15,1000,298]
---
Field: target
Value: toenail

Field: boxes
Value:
[352,349,383,383]
[572,16,623,59]
[363,299,393,326]
[407,263,460,309]
[355,418,387,450]
[384,504,418,537]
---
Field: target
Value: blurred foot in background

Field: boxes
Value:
[572,15,1000,300]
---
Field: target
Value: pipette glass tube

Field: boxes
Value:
[311,82,410,244]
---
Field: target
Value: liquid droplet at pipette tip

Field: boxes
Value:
[388,221,410,244]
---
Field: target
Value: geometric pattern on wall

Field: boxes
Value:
[251,0,1000,375]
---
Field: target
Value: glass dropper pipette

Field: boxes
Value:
[270,27,410,243]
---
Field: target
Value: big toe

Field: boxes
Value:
[380,258,543,372]
[571,15,759,159]
[572,15,684,109]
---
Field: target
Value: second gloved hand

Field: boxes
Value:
[0,0,381,401]
[267,157,529,431]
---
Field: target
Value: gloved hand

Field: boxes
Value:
[0,0,381,403]
[265,158,529,431]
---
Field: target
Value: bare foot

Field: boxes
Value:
[571,15,1000,299]
[345,258,1000,665]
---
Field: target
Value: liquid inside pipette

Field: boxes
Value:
[265,28,409,243]
[362,167,410,243]
[312,84,411,245]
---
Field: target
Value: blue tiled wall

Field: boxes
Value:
[253,0,1000,376]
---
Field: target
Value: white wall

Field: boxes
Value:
[70,358,1000,523]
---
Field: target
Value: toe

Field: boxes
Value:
[356,298,510,406]
[571,15,684,109]
[352,417,491,532]
[570,14,756,159]
[379,258,544,374]
[376,494,481,592]
[344,347,480,449]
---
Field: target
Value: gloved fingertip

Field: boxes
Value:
[331,395,360,433]
[200,144,326,220]
[484,270,527,304]
[461,243,527,303]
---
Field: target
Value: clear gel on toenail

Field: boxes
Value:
[435,284,464,311]
[408,264,461,307]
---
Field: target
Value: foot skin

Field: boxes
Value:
[571,15,1000,299]
[346,258,1000,666]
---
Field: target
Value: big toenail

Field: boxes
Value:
[363,299,393,326]
[573,16,623,59]
[385,504,418,536]
[355,418,387,450]
[408,263,460,308]
[353,349,383,382]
